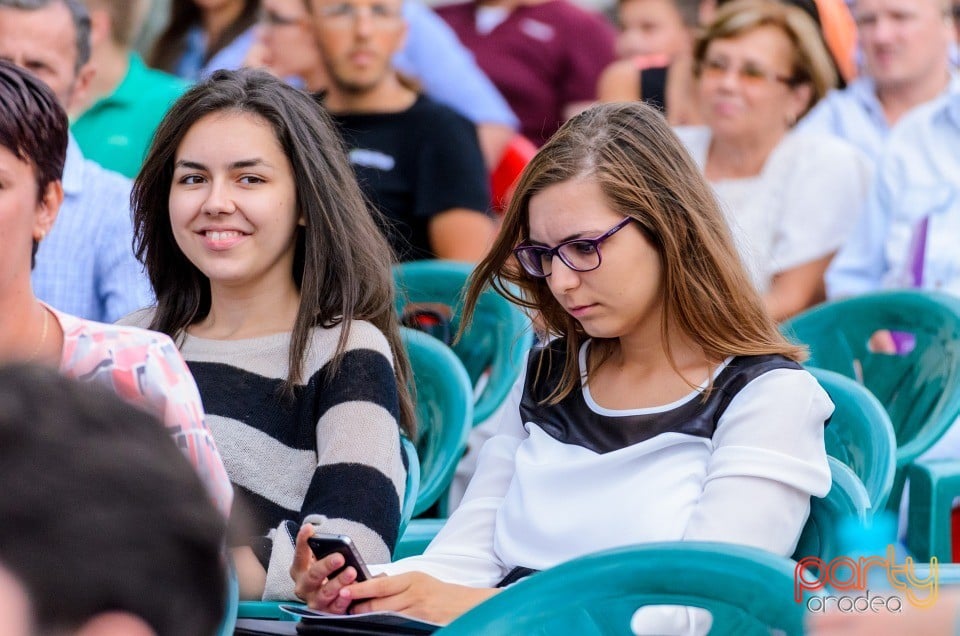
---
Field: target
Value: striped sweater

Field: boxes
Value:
[124,311,405,600]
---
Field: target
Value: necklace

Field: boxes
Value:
[25,307,50,363]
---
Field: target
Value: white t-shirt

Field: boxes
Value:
[674,126,871,293]
[376,340,833,633]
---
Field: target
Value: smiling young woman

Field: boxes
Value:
[289,101,834,633]
[125,67,414,601]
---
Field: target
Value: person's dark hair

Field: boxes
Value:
[132,67,415,437]
[149,0,259,73]
[461,102,805,403]
[0,364,226,636]
[0,0,91,70]
[0,60,68,268]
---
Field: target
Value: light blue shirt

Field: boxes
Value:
[394,1,518,129]
[799,73,960,163]
[31,136,154,323]
[825,90,960,298]
[175,24,257,81]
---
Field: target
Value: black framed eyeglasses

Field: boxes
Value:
[512,217,633,278]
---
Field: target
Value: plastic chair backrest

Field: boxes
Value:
[440,541,807,636]
[490,134,537,214]
[399,435,420,537]
[792,457,872,565]
[782,290,960,511]
[401,327,473,516]
[809,367,897,510]
[394,260,532,425]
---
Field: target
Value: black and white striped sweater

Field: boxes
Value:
[123,311,406,600]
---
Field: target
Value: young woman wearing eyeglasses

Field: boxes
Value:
[674,0,870,322]
[290,100,833,633]
[122,68,414,602]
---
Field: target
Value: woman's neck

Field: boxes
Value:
[202,1,245,44]
[587,327,714,410]
[705,128,784,180]
[0,293,63,367]
[191,281,301,340]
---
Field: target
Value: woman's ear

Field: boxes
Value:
[33,180,64,242]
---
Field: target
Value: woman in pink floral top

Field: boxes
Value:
[0,62,232,518]
[54,307,233,517]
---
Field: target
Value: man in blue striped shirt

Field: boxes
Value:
[0,0,152,323]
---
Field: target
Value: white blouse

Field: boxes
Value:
[674,126,872,293]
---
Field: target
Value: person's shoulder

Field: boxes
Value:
[61,308,176,352]
[891,94,959,143]
[720,355,827,409]
[597,59,641,101]
[115,307,156,329]
[775,129,869,177]
[127,53,189,94]
[79,158,133,195]
[306,319,393,360]
[672,125,710,157]
[405,95,476,140]
[784,128,863,158]
[138,66,190,98]
[408,94,472,126]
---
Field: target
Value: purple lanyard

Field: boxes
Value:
[909,216,929,287]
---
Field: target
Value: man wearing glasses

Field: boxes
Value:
[309,0,496,263]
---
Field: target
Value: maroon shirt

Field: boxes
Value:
[437,0,616,147]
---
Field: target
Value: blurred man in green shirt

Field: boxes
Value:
[72,0,187,178]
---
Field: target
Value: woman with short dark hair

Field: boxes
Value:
[0,59,233,520]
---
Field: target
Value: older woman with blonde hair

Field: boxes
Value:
[675,0,871,321]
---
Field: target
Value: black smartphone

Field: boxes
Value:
[307,533,371,582]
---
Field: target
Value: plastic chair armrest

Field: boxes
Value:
[393,518,446,561]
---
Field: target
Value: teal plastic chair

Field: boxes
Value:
[439,542,809,636]
[782,290,960,513]
[215,565,239,635]
[398,435,420,538]
[401,327,473,516]
[810,367,897,511]
[792,457,872,565]
[906,458,960,562]
[393,260,533,425]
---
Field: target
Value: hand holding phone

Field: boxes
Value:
[307,533,371,582]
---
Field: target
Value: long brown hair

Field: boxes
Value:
[132,68,414,437]
[149,0,259,73]
[461,102,805,403]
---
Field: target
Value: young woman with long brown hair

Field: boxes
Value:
[125,68,414,601]
[291,101,832,633]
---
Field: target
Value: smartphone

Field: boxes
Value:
[307,533,371,582]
